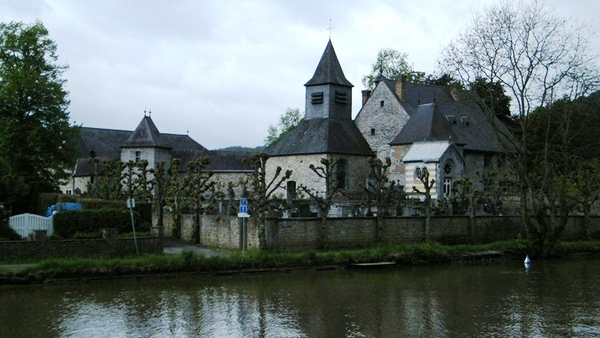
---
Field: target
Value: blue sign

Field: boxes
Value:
[239,205,247,214]
[240,198,248,207]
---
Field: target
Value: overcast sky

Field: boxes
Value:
[1,0,598,149]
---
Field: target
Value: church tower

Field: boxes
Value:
[304,40,353,120]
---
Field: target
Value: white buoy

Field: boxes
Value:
[524,255,531,269]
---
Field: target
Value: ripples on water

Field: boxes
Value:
[1,257,599,337]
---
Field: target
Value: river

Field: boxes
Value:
[1,256,599,337]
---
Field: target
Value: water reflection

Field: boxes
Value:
[1,257,599,337]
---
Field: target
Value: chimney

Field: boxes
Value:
[395,75,406,102]
[361,90,371,107]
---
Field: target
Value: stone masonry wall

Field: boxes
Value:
[0,229,162,260]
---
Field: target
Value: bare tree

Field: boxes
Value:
[365,157,401,242]
[183,157,214,244]
[438,0,600,256]
[412,167,435,240]
[244,153,292,249]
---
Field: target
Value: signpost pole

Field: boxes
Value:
[238,198,249,252]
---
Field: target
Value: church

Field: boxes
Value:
[266,40,510,212]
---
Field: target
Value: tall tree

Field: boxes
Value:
[0,21,79,212]
[264,107,302,146]
[362,48,425,91]
[438,0,600,256]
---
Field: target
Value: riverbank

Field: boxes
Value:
[2,239,600,286]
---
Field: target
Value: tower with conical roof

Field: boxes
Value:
[304,40,353,121]
[121,113,172,169]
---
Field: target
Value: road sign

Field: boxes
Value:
[238,198,250,218]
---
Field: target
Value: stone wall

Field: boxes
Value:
[0,228,163,260]
[161,213,259,250]
[264,216,600,252]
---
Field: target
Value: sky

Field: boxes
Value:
[1,0,599,150]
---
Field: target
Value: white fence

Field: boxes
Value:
[9,213,54,238]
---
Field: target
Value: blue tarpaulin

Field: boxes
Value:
[45,203,83,217]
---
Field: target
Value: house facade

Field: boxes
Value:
[60,114,251,197]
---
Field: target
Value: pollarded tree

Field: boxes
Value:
[183,156,214,244]
[412,167,435,240]
[438,0,600,256]
[298,157,345,248]
[244,152,292,249]
[365,157,402,242]
[166,158,183,238]
[0,21,79,212]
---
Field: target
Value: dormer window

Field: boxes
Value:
[335,90,347,104]
[311,92,324,104]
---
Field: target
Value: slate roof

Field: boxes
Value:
[123,115,170,148]
[391,103,461,145]
[380,79,509,153]
[71,116,251,176]
[304,40,353,87]
[266,118,373,156]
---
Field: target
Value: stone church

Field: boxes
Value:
[266,40,510,210]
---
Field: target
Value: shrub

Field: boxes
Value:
[53,209,145,238]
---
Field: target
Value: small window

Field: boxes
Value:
[443,178,452,196]
[135,151,141,163]
[370,128,376,136]
[380,100,384,107]
[65,190,72,195]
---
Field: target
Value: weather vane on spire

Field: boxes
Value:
[328,18,334,40]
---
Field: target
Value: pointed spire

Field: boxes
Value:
[304,40,353,87]
[123,114,169,148]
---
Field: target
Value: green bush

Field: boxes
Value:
[53,209,145,238]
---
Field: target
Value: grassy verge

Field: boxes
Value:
[1,239,599,281]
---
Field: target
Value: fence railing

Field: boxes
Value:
[9,213,54,238]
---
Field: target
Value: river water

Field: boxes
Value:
[1,256,599,337]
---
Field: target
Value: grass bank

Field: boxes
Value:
[2,239,600,284]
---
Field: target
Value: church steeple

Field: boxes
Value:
[304,40,353,120]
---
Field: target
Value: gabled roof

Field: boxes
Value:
[403,141,462,163]
[304,40,353,88]
[391,103,461,145]
[123,115,170,148]
[375,77,510,153]
[266,118,373,156]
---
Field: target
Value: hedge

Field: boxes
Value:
[53,209,146,238]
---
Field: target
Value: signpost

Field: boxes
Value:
[127,197,139,257]
[238,198,249,251]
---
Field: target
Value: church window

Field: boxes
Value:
[135,151,141,163]
[335,158,348,189]
[443,178,452,196]
[444,160,454,175]
[311,92,324,104]
[335,90,347,104]
[371,128,376,136]
[380,100,384,107]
